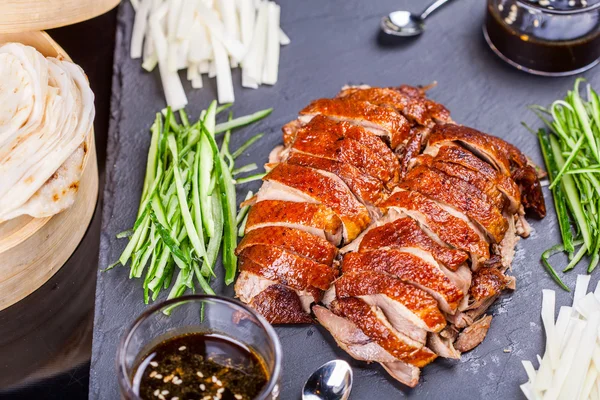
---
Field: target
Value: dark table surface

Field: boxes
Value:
[90,0,600,399]
[3,0,600,398]
[0,8,117,400]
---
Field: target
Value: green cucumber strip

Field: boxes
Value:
[201,124,237,285]
[150,211,189,264]
[168,135,207,262]
[541,244,571,291]
[550,135,592,250]
[232,163,258,175]
[215,108,272,134]
[538,131,574,253]
[548,135,585,190]
[119,214,149,266]
[236,191,254,225]
[202,194,223,277]
[232,133,264,159]
[235,173,266,184]
[216,103,233,115]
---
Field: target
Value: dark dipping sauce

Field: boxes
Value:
[133,333,268,400]
[485,0,600,75]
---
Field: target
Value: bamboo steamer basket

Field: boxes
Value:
[0,31,100,310]
[0,0,120,33]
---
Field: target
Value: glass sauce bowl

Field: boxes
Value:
[484,0,600,76]
[117,295,282,400]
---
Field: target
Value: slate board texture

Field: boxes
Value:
[90,0,600,398]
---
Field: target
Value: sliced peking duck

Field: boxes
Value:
[233,84,545,388]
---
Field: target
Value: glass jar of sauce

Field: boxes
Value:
[484,0,600,76]
[118,296,282,400]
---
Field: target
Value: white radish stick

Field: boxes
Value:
[558,312,600,400]
[211,35,235,104]
[262,1,280,85]
[573,275,592,317]
[131,0,152,59]
[279,27,290,45]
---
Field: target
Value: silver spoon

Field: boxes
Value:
[381,0,454,37]
[302,360,353,400]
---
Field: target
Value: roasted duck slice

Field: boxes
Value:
[401,165,508,243]
[245,200,343,245]
[283,116,400,187]
[262,163,371,242]
[298,98,411,149]
[330,297,437,367]
[399,126,428,178]
[235,270,319,314]
[427,332,461,359]
[313,305,422,388]
[334,270,446,334]
[416,154,506,211]
[428,124,545,217]
[313,305,399,362]
[342,249,464,314]
[286,152,387,206]
[238,245,338,292]
[249,284,314,324]
[454,315,493,353]
[423,144,521,213]
[396,85,453,124]
[356,217,469,271]
[337,86,436,126]
[236,226,337,267]
[468,266,515,312]
[380,190,490,268]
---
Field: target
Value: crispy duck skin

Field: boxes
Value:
[342,249,464,313]
[417,154,507,211]
[330,298,438,368]
[401,165,508,243]
[357,217,469,271]
[298,98,411,149]
[396,85,453,124]
[288,115,400,187]
[286,152,388,206]
[263,162,371,242]
[428,124,546,217]
[334,270,446,332]
[399,127,427,178]
[337,86,435,126]
[469,266,514,303]
[238,245,338,291]
[428,124,512,175]
[249,284,314,324]
[380,190,490,264]
[236,226,338,266]
[424,144,521,213]
[244,200,343,245]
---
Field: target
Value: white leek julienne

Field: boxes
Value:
[129,0,289,107]
[522,277,600,400]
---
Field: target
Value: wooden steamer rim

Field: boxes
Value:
[0,31,99,311]
[0,0,120,34]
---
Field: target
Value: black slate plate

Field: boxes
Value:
[90,0,600,398]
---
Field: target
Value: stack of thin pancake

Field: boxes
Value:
[0,43,95,223]
[234,85,545,387]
